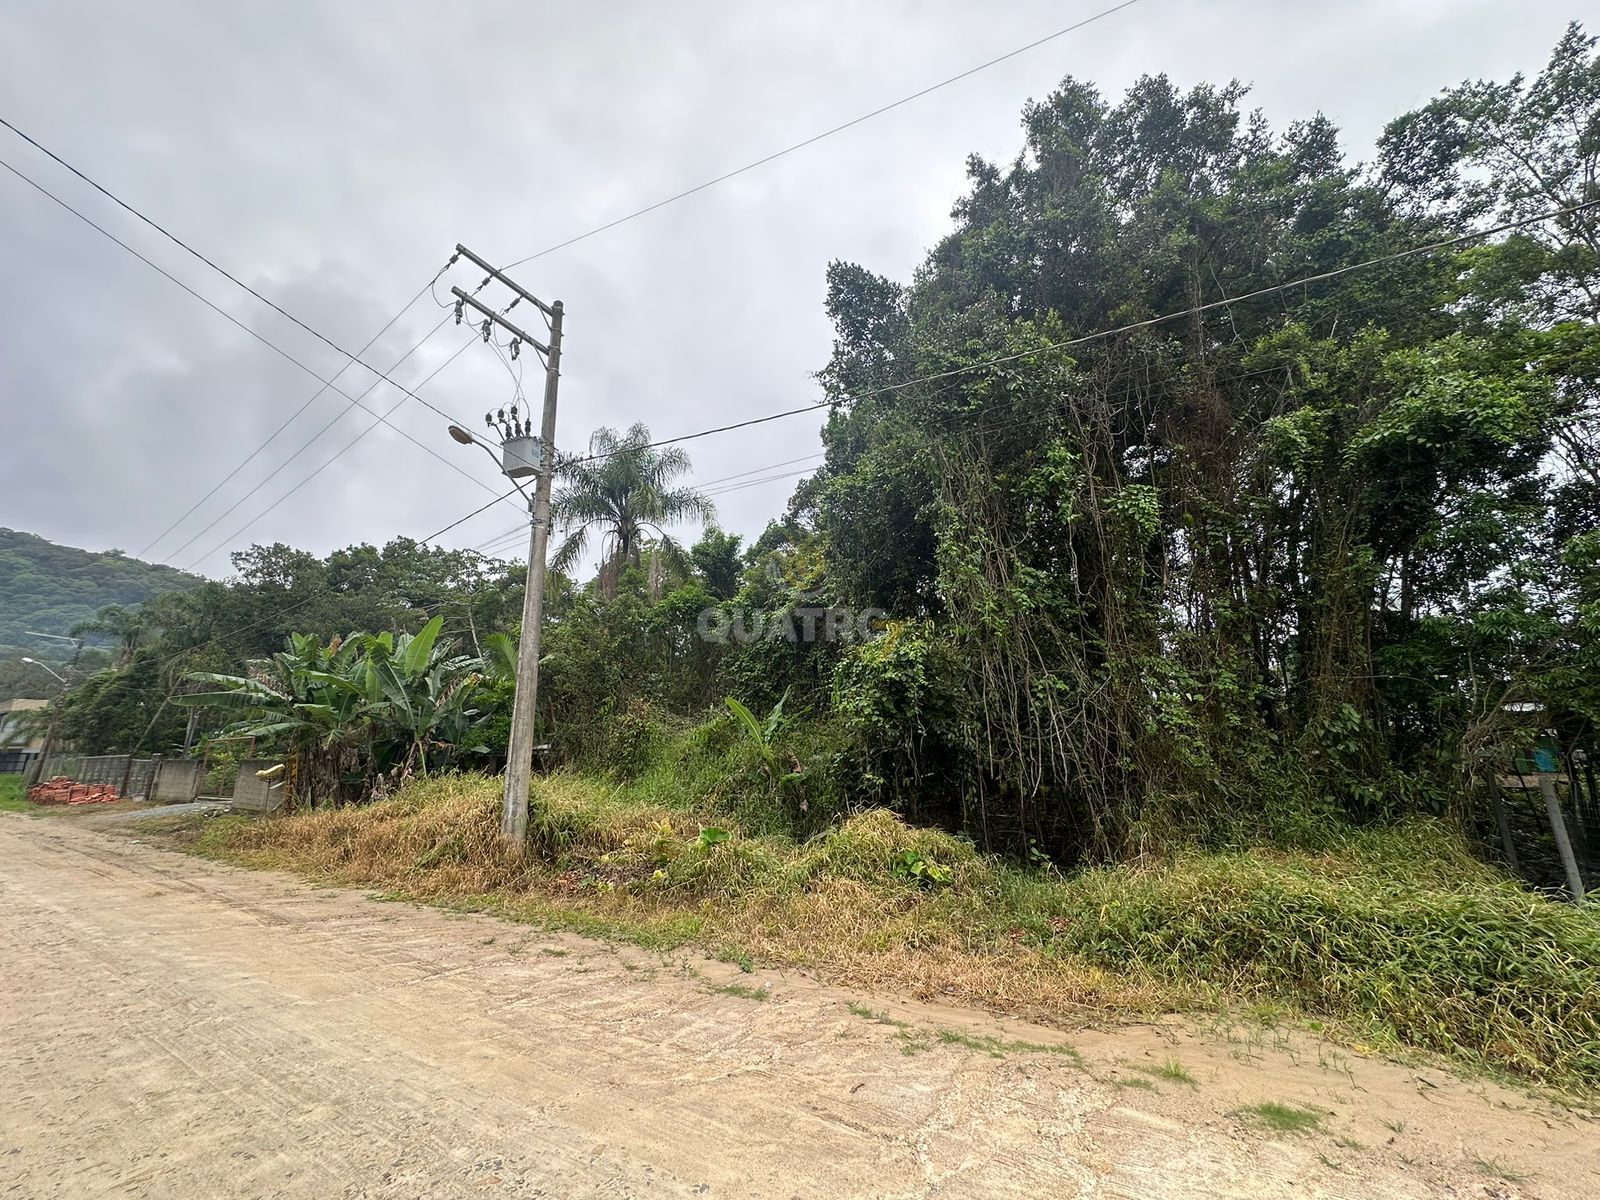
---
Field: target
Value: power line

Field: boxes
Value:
[58,483,541,745]
[561,198,1600,466]
[422,489,522,544]
[0,154,506,513]
[465,312,1430,560]
[475,526,528,553]
[696,452,825,490]
[168,1,1147,558]
[75,202,1600,736]
[702,466,818,498]
[5,2,1147,564]
[159,321,471,565]
[134,275,444,558]
[181,280,550,568]
[465,453,828,557]
[179,335,484,571]
[326,200,1600,562]
[0,124,528,562]
[0,116,478,436]
[499,0,1145,269]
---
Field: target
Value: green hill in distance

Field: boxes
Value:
[0,528,202,699]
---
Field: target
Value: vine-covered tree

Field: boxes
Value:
[790,25,1600,860]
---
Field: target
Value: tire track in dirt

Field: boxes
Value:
[1,813,1594,1198]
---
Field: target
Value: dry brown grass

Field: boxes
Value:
[180,771,1600,1090]
[191,773,1158,1020]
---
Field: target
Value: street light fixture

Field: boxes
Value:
[21,630,79,788]
[446,425,534,507]
[20,657,67,685]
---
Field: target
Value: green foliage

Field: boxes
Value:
[0,774,28,812]
[1139,1058,1197,1085]
[17,30,1600,921]
[179,616,494,803]
[550,423,715,593]
[724,690,790,783]
[713,982,767,1001]
[779,28,1600,858]
[43,649,190,755]
[831,620,968,816]
[695,826,731,849]
[892,848,953,887]
[689,528,744,599]
[1237,1103,1325,1134]
[204,774,1600,1090]
[1052,826,1600,1084]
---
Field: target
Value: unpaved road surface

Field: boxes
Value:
[2,813,1596,1199]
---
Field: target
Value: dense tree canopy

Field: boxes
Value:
[787,26,1600,857]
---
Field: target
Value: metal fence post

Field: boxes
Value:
[1539,772,1586,903]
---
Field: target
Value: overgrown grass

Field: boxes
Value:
[179,770,1600,1091]
[714,982,768,1001]
[0,774,29,812]
[1237,1101,1326,1134]
[1134,1058,1197,1085]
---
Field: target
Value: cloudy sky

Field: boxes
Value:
[0,0,1581,578]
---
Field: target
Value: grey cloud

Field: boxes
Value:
[0,0,1580,576]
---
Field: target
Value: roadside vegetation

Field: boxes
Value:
[179,764,1600,1093]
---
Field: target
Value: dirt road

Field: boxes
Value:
[1,812,1594,1198]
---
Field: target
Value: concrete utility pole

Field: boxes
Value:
[447,244,563,843]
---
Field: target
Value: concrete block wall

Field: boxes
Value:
[152,759,203,804]
[231,759,286,812]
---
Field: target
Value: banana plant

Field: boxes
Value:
[180,617,495,801]
[724,689,799,788]
[178,631,372,804]
[357,617,489,776]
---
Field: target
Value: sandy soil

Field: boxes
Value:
[1,811,1595,1199]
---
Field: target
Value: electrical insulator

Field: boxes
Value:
[454,299,463,325]
[510,338,520,361]
[481,320,491,344]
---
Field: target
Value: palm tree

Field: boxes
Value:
[550,424,715,596]
[69,604,148,667]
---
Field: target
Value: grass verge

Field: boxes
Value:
[0,774,29,812]
[172,771,1600,1092]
